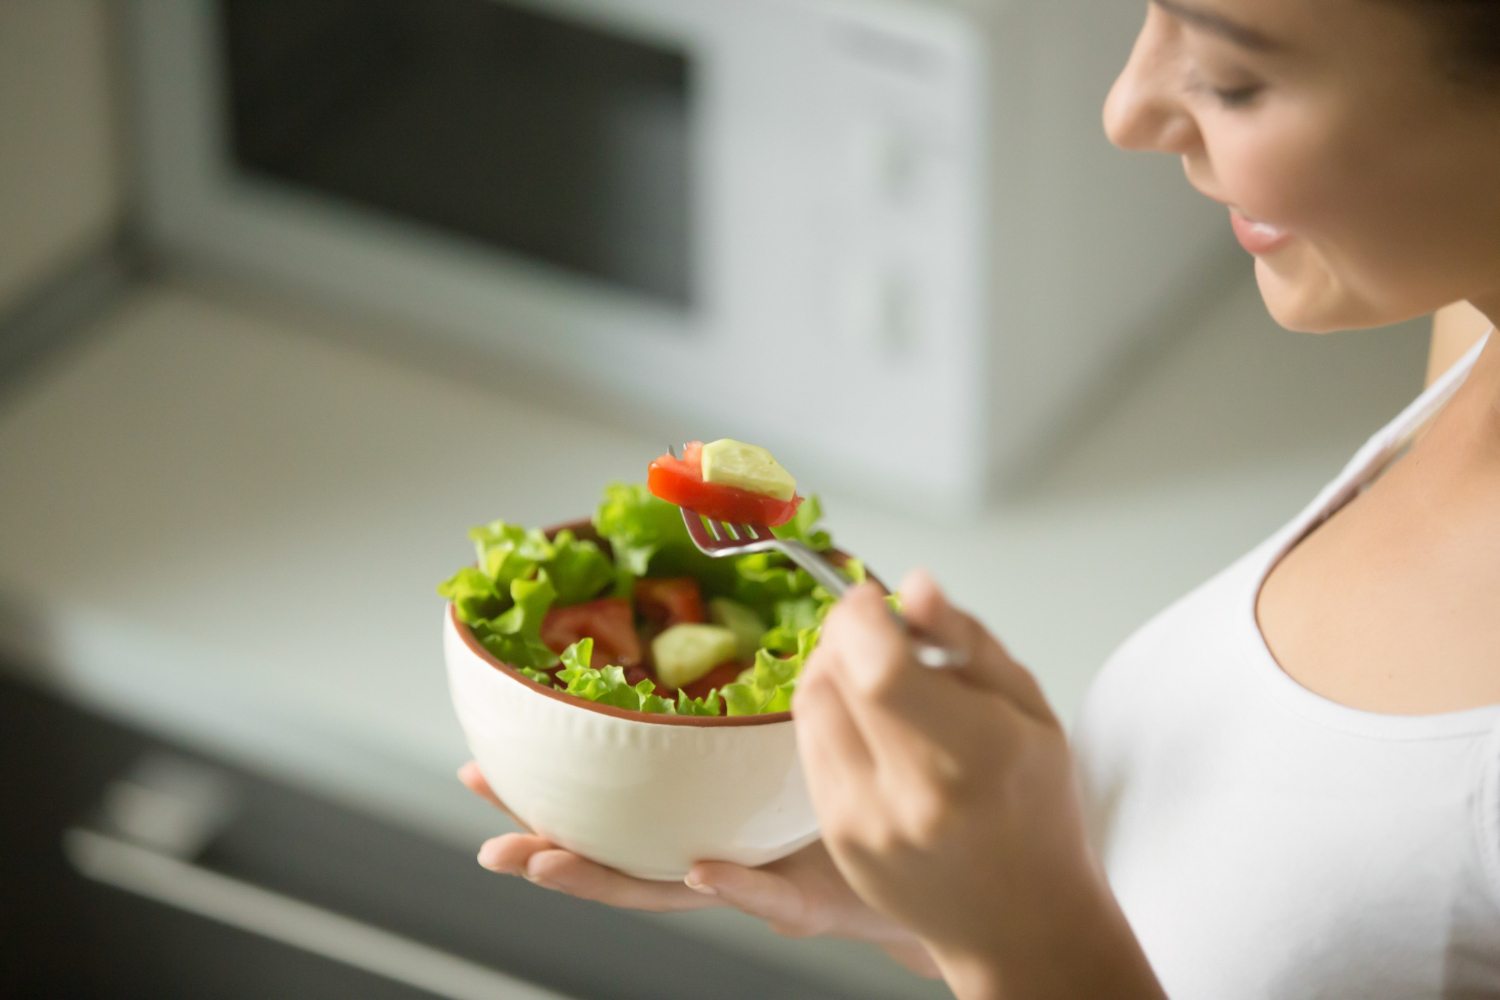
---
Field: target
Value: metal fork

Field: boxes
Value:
[669,450,967,670]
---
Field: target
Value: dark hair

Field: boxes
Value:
[1395,1,1500,86]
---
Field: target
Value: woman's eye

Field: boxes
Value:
[1184,67,1264,109]
[1210,83,1263,108]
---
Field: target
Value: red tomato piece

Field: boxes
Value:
[676,660,745,700]
[541,597,642,668]
[633,577,705,628]
[647,441,804,528]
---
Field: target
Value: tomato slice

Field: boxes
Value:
[633,577,705,628]
[540,597,642,668]
[648,440,804,527]
[677,660,744,700]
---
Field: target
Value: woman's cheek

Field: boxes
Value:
[1214,92,1338,201]
[1212,126,1335,232]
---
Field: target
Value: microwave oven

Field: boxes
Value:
[127,0,1229,513]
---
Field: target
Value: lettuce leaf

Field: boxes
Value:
[593,482,739,596]
[592,483,684,578]
[473,572,559,670]
[471,520,552,590]
[676,689,722,716]
[552,638,722,716]
[729,552,818,617]
[759,597,823,655]
[555,638,637,709]
[515,665,554,685]
[772,494,833,551]
[722,641,809,716]
[442,517,611,637]
[545,529,614,605]
[437,567,505,625]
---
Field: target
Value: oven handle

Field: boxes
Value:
[63,827,572,1000]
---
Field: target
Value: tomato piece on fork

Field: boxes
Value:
[648,441,803,528]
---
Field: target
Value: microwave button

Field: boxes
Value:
[848,119,926,211]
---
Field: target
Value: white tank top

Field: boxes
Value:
[1073,331,1500,999]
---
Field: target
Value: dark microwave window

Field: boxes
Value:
[220,0,694,307]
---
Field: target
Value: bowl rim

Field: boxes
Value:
[450,516,809,728]
[451,603,792,727]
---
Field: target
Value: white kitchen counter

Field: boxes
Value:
[0,275,1427,997]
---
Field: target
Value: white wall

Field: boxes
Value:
[0,0,124,311]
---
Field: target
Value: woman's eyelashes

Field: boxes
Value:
[1184,68,1265,108]
[1210,83,1264,108]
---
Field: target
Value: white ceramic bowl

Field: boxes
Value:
[443,525,821,880]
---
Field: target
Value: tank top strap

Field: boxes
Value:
[1377,327,1493,457]
[1323,327,1493,519]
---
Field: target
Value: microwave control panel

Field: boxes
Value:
[822,12,981,362]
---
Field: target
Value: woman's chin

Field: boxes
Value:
[1254,257,1363,334]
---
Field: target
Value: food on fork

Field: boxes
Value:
[701,438,797,500]
[648,439,804,527]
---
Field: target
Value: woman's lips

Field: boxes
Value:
[1229,209,1293,255]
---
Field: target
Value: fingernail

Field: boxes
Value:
[522,857,561,889]
[523,872,561,891]
[684,876,717,896]
[476,841,506,872]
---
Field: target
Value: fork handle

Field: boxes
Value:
[775,541,969,671]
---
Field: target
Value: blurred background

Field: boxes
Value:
[0,0,1430,996]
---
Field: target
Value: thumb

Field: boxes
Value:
[898,569,1053,722]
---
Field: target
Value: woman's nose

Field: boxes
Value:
[1103,19,1199,155]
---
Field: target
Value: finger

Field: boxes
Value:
[898,569,1052,721]
[823,583,921,705]
[476,832,555,874]
[818,585,1009,789]
[793,655,875,779]
[521,849,721,912]
[457,761,529,829]
[817,584,956,739]
[687,858,915,943]
[793,661,880,838]
[684,861,818,935]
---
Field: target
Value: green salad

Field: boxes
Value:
[438,483,870,717]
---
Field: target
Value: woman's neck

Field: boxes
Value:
[1441,297,1500,470]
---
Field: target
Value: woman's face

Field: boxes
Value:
[1104,0,1500,332]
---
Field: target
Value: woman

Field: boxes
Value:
[463,0,1500,994]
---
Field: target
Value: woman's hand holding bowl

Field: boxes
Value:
[461,764,941,978]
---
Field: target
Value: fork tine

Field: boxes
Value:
[679,507,709,546]
[677,505,785,561]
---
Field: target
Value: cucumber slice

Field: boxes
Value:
[701,439,796,501]
[652,624,740,689]
[708,597,767,661]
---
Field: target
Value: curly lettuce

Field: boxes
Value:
[441,483,864,716]
[555,639,721,716]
